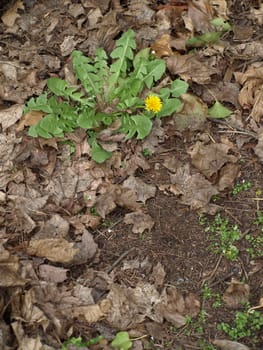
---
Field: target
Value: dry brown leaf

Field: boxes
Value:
[173,93,208,131]
[187,0,213,33]
[142,119,165,154]
[72,229,98,265]
[72,299,112,323]
[1,0,24,27]
[106,282,162,328]
[27,238,79,264]
[201,82,240,107]
[124,211,155,234]
[0,242,25,287]
[250,3,263,26]
[35,214,69,239]
[166,52,217,84]
[151,34,173,57]
[123,176,156,204]
[170,163,218,209]
[218,163,240,191]
[95,184,140,218]
[151,262,166,288]
[213,339,250,350]
[155,286,200,327]
[223,279,250,308]
[38,265,69,283]
[16,110,44,132]
[0,104,23,131]
[211,0,228,19]
[235,64,263,122]
[188,142,238,178]
[60,36,77,56]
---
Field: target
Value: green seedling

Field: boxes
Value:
[24,30,188,163]
[111,331,132,350]
[186,17,232,48]
[185,310,207,336]
[202,283,222,308]
[197,340,217,350]
[232,180,252,195]
[141,148,152,157]
[245,210,263,258]
[218,308,263,344]
[203,214,241,261]
[62,335,104,349]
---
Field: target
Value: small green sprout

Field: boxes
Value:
[232,180,252,195]
[203,214,241,261]
[218,309,263,343]
[62,335,104,349]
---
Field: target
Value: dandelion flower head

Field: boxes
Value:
[145,95,162,113]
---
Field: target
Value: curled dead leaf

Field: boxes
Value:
[72,299,112,323]
[223,279,250,308]
[188,142,238,178]
[124,211,155,234]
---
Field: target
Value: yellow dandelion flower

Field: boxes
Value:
[145,95,162,113]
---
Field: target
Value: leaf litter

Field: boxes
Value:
[0,0,263,349]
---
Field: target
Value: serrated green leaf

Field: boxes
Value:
[133,48,150,68]
[24,93,53,114]
[208,101,232,119]
[47,77,69,96]
[170,79,189,97]
[143,59,166,89]
[111,331,132,350]
[157,98,182,118]
[72,50,101,96]
[108,30,136,96]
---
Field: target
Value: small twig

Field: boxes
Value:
[200,254,223,288]
[208,118,258,139]
[106,247,136,273]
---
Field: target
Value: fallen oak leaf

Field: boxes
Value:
[1,0,24,27]
[124,211,154,234]
[223,278,250,309]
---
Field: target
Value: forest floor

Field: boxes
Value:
[0,1,262,349]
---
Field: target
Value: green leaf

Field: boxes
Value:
[108,29,136,96]
[24,93,53,114]
[77,110,101,129]
[133,47,150,68]
[157,98,182,118]
[90,139,112,163]
[186,32,221,47]
[121,114,152,140]
[111,331,132,350]
[211,17,232,32]
[72,50,101,96]
[47,77,94,106]
[170,79,189,97]
[47,77,69,96]
[143,59,166,89]
[208,101,232,119]
[131,115,152,139]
